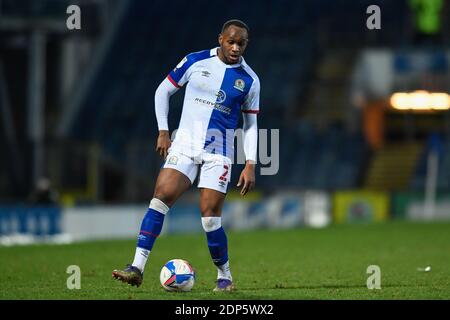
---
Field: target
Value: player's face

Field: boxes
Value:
[218,26,248,64]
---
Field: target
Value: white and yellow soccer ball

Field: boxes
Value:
[160,259,195,292]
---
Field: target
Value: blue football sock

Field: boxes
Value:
[137,207,165,251]
[206,227,229,266]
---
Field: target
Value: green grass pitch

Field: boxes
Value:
[1,221,449,299]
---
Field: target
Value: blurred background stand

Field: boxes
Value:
[424,133,442,220]
[0,0,450,243]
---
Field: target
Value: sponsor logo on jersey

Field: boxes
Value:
[167,155,178,165]
[216,89,226,103]
[201,70,211,77]
[233,79,245,92]
[194,98,231,114]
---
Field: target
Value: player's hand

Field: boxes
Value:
[156,130,171,159]
[237,161,256,196]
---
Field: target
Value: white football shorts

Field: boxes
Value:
[162,150,232,194]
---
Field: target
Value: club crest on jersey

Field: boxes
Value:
[216,90,226,103]
[233,79,245,92]
[167,155,178,165]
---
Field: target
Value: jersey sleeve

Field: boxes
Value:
[241,77,260,114]
[167,55,194,88]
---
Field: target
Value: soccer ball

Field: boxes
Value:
[160,259,195,292]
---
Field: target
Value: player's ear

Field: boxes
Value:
[218,33,223,45]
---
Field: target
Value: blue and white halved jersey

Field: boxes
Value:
[166,47,260,160]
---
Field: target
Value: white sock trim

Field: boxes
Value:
[150,198,169,215]
[217,260,232,281]
[132,247,150,272]
[201,217,221,232]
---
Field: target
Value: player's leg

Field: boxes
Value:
[131,168,192,270]
[198,156,234,291]
[113,153,197,287]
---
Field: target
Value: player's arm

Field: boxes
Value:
[155,54,194,158]
[237,112,258,196]
[238,77,260,196]
[154,78,179,158]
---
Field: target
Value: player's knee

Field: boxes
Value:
[200,202,221,217]
[153,187,175,208]
[201,216,221,232]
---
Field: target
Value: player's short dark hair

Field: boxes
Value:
[221,19,249,35]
